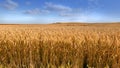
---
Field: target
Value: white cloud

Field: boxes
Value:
[87,0,100,10]
[24,2,78,16]
[59,12,81,17]
[3,0,18,10]
[45,2,72,12]
[44,2,84,17]
[24,8,50,15]
[59,8,82,17]
[24,8,41,15]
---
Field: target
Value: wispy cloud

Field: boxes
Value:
[21,2,95,23]
[3,0,18,10]
[87,0,100,11]
[59,13,81,17]
[44,2,84,17]
[24,8,41,15]
[45,2,72,12]
[24,2,72,15]
[59,8,82,17]
[24,8,50,15]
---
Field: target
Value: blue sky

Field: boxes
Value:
[0,0,120,24]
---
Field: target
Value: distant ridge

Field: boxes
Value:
[0,22,119,25]
[51,22,120,26]
[53,22,120,24]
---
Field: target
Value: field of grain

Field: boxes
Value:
[0,23,120,68]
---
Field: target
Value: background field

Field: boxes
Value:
[0,23,120,68]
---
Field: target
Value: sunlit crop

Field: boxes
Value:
[0,23,120,68]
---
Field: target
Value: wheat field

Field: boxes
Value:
[0,23,120,68]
